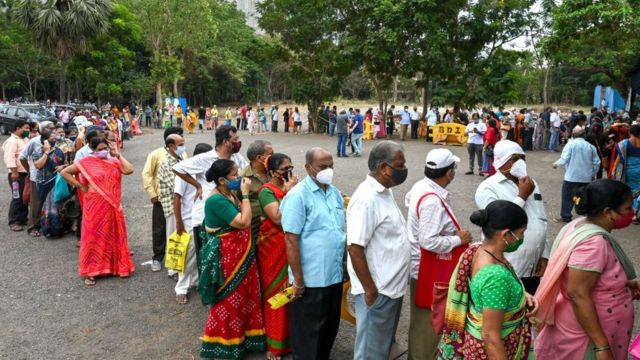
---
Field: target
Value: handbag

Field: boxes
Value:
[413,192,467,334]
[53,173,71,203]
[165,231,191,273]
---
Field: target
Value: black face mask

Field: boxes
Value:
[390,167,408,186]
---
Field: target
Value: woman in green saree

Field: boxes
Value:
[198,159,266,359]
[437,200,538,359]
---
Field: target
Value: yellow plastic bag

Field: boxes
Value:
[267,286,295,310]
[165,231,190,273]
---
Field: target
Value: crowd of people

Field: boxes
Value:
[3,98,640,360]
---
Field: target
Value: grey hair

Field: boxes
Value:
[246,140,272,161]
[39,121,53,133]
[305,147,327,165]
[368,141,404,172]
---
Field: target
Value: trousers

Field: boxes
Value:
[337,133,347,156]
[467,143,484,172]
[411,120,420,139]
[351,133,363,155]
[152,201,166,262]
[290,283,342,360]
[27,180,41,231]
[408,278,439,360]
[561,181,588,221]
[7,173,28,226]
[354,294,403,360]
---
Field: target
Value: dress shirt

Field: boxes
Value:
[172,150,247,226]
[280,175,345,288]
[3,134,28,173]
[465,122,487,145]
[157,153,181,216]
[400,110,411,125]
[19,136,42,181]
[475,172,550,277]
[551,113,561,129]
[553,138,600,183]
[347,176,410,299]
[410,110,420,121]
[427,111,437,126]
[174,176,196,229]
[405,177,462,279]
[142,147,169,199]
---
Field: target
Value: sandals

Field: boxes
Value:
[266,352,282,360]
[29,229,41,237]
[10,224,23,232]
[176,294,188,304]
[84,277,96,286]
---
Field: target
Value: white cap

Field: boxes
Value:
[493,140,525,169]
[425,148,461,169]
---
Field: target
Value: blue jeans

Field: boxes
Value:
[337,133,348,156]
[354,294,403,360]
[549,127,559,151]
[351,132,363,155]
[329,120,336,136]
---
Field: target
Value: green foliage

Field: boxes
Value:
[546,0,640,91]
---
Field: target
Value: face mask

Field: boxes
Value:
[389,166,408,186]
[69,136,77,142]
[613,210,635,229]
[56,135,64,141]
[95,150,109,159]
[509,159,527,179]
[230,141,242,154]
[48,140,56,147]
[175,145,186,157]
[314,168,334,185]
[21,130,30,138]
[225,177,241,190]
[505,231,524,253]
[282,170,291,182]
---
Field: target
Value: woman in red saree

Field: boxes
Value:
[199,159,265,359]
[61,136,135,286]
[257,154,298,360]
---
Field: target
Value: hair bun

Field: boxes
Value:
[470,209,489,227]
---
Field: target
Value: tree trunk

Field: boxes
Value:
[393,75,399,103]
[543,66,550,107]
[372,78,385,112]
[173,78,179,98]
[155,81,163,109]
[59,60,67,103]
[421,75,431,120]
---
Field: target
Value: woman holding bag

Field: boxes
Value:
[33,131,68,237]
[534,179,639,360]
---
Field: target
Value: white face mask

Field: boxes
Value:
[510,159,527,179]
[314,168,334,185]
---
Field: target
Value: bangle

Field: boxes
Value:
[293,282,305,289]
[594,346,610,353]
[242,194,250,200]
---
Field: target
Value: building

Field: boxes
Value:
[235,0,261,32]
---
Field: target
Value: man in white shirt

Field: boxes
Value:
[405,148,472,360]
[549,108,562,152]
[409,107,420,139]
[172,125,248,232]
[464,114,486,175]
[347,141,410,360]
[172,143,212,304]
[475,140,550,294]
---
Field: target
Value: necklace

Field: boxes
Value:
[482,248,517,278]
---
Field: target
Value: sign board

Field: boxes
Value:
[428,123,468,146]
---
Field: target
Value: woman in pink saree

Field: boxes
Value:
[61,136,135,286]
[534,179,640,360]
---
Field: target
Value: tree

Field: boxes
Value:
[127,0,214,107]
[545,0,640,93]
[14,0,113,103]
[258,0,353,132]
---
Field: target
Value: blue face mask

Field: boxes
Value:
[226,177,241,190]
[175,145,186,157]
[69,136,77,142]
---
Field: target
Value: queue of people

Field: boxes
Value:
[4,106,640,360]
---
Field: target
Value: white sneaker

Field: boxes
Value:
[151,260,161,272]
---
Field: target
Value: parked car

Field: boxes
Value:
[0,104,58,134]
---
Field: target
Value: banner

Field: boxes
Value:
[428,123,468,145]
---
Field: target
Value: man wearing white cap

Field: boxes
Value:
[405,148,473,360]
[475,140,550,294]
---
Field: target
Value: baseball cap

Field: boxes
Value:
[425,148,461,169]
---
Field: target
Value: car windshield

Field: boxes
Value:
[24,107,47,117]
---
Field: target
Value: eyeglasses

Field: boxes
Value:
[277,166,294,173]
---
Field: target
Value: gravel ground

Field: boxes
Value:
[1,128,639,360]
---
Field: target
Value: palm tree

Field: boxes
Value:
[14,0,112,103]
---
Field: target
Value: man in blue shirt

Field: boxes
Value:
[350,109,364,157]
[552,126,601,222]
[280,147,345,360]
[399,106,411,141]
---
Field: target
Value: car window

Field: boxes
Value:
[7,107,17,116]
[16,109,28,118]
